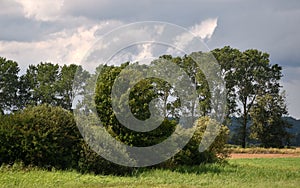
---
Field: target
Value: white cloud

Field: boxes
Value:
[0,21,123,72]
[134,43,154,61]
[15,0,64,21]
[170,18,218,54]
[189,18,218,40]
[1,0,299,118]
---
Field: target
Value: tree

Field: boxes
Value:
[18,68,36,109]
[56,64,90,110]
[19,63,90,111]
[91,58,228,165]
[21,63,60,106]
[169,116,229,166]
[212,47,284,148]
[94,62,176,147]
[0,57,19,113]
[250,92,292,147]
[212,47,240,118]
[157,54,212,118]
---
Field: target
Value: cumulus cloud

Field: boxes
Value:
[15,0,64,21]
[1,0,300,117]
[0,20,123,71]
[189,18,218,40]
[170,18,218,54]
[134,43,154,61]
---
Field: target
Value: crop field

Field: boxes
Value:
[1,157,299,188]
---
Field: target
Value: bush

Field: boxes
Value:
[0,105,135,174]
[0,114,23,164]
[163,117,229,167]
[77,141,135,175]
[0,104,81,169]
[0,105,229,174]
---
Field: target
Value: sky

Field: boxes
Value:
[0,0,300,119]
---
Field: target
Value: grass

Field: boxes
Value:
[0,157,300,188]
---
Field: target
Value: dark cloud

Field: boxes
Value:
[60,0,300,67]
[0,16,49,42]
[1,0,299,67]
[1,0,300,117]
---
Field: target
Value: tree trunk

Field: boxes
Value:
[242,113,247,148]
[242,99,248,148]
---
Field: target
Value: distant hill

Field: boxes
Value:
[283,117,300,146]
[227,116,300,146]
[283,117,300,132]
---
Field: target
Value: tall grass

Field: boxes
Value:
[0,158,299,188]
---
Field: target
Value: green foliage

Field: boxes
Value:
[0,105,81,169]
[212,46,287,148]
[26,63,60,105]
[0,57,19,113]
[18,63,90,111]
[0,44,291,176]
[94,59,228,166]
[167,117,229,166]
[94,63,176,147]
[77,142,134,175]
[0,105,135,174]
[56,64,90,110]
[250,93,292,147]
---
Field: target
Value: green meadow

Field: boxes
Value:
[1,157,299,188]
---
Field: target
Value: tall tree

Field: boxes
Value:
[18,66,36,108]
[56,64,90,110]
[235,49,271,148]
[19,63,89,111]
[250,92,291,147]
[22,63,60,106]
[212,47,241,118]
[213,47,284,148]
[0,57,19,113]
[157,54,212,118]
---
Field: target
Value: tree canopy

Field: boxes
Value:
[0,46,292,149]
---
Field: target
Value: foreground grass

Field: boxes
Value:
[1,158,299,188]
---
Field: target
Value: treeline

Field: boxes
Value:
[0,46,292,148]
[0,60,90,113]
[93,46,291,148]
[0,51,230,173]
[0,46,294,172]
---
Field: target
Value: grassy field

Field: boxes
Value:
[0,158,299,188]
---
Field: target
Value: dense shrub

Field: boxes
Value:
[0,105,229,174]
[164,117,229,167]
[0,105,81,169]
[0,114,23,164]
[0,105,135,174]
[77,142,134,175]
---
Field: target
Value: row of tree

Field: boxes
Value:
[0,46,292,148]
[0,58,90,113]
